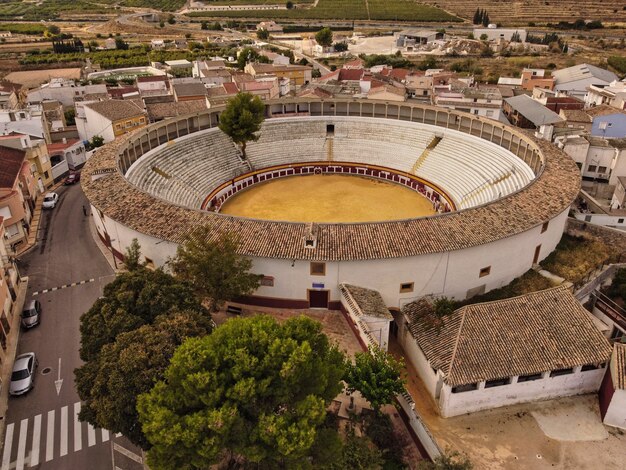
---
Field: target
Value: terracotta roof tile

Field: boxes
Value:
[613,343,626,390]
[403,286,613,386]
[0,145,26,188]
[340,284,393,319]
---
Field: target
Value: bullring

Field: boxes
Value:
[82,98,580,309]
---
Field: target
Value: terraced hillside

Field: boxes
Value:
[427,0,626,24]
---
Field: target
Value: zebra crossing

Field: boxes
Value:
[1,402,118,469]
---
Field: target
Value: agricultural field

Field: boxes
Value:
[99,0,186,11]
[0,0,114,20]
[192,0,314,4]
[423,0,626,24]
[0,23,47,35]
[186,0,461,22]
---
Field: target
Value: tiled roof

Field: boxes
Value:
[146,100,208,121]
[85,99,145,122]
[81,101,580,261]
[173,82,207,98]
[585,104,626,117]
[340,284,393,320]
[0,145,25,188]
[403,286,613,386]
[613,343,626,390]
[560,109,592,122]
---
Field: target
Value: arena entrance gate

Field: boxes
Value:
[308,290,329,309]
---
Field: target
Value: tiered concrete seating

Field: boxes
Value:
[125,116,535,212]
[126,129,243,208]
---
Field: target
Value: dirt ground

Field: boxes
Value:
[388,338,626,470]
[219,174,436,223]
[3,68,81,89]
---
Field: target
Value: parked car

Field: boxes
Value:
[42,192,59,209]
[21,300,41,329]
[64,172,81,185]
[10,352,37,396]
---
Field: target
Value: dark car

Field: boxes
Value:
[21,299,41,329]
[64,172,81,185]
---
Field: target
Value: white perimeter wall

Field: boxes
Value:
[439,367,607,418]
[92,206,569,307]
[603,389,626,430]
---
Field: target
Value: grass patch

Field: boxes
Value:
[186,0,461,22]
[460,269,555,306]
[608,55,626,75]
[540,234,610,284]
[0,23,47,35]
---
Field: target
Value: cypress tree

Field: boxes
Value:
[473,8,480,24]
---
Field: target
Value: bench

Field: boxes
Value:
[226,305,242,315]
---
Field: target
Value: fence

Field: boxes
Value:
[395,392,443,461]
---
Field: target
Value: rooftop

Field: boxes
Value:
[585,104,626,118]
[552,63,618,86]
[403,286,613,386]
[81,100,580,261]
[340,284,393,320]
[173,82,207,98]
[560,109,592,122]
[505,94,562,126]
[0,145,26,188]
[146,100,208,121]
[85,99,145,122]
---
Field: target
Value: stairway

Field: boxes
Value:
[326,137,334,162]
[411,136,442,174]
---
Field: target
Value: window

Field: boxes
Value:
[485,377,510,388]
[115,123,122,130]
[125,120,132,128]
[533,244,541,264]
[43,171,49,179]
[581,363,605,371]
[486,110,493,117]
[310,262,325,276]
[598,166,607,173]
[326,124,335,135]
[587,165,597,172]
[479,266,491,277]
[400,282,414,293]
[576,162,582,169]
[518,372,543,382]
[550,368,573,377]
[260,276,274,287]
[619,219,624,224]
[451,383,478,393]
[541,221,549,233]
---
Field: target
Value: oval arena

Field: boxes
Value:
[82,99,580,309]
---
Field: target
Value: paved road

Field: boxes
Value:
[1,184,143,470]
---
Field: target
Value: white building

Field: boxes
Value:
[256,21,282,33]
[77,99,146,143]
[552,64,618,100]
[151,39,165,50]
[26,78,107,108]
[559,135,626,184]
[396,286,612,418]
[601,343,626,430]
[585,80,626,110]
[104,38,117,50]
[433,85,503,120]
[473,28,527,43]
[47,139,87,178]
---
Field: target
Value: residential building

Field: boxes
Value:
[78,100,146,143]
[26,78,108,108]
[585,80,626,110]
[586,105,626,139]
[0,218,21,354]
[0,134,53,189]
[473,28,527,43]
[0,109,46,141]
[552,63,618,100]
[104,38,117,50]
[433,84,503,120]
[503,94,562,139]
[164,60,193,74]
[558,109,593,133]
[405,74,432,101]
[261,51,290,66]
[0,147,36,253]
[559,135,626,184]
[172,82,208,102]
[192,59,227,79]
[47,139,86,179]
[136,75,170,97]
[395,287,612,418]
[151,39,165,50]
[367,83,406,102]
[600,343,626,430]
[239,77,280,100]
[244,63,312,88]
[520,68,554,91]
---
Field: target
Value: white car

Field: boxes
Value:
[42,192,59,209]
[10,352,37,396]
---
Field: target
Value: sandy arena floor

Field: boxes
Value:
[219,174,436,223]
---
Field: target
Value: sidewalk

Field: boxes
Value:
[0,276,29,445]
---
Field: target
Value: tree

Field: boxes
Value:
[217,92,265,160]
[257,28,269,40]
[480,33,488,41]
[482,12,490,27]
[472,8,480,25]
[167,14,175,24]
[315,27,334,47]
[114,37,129,50]
[169,226,262,310]
[418,450,473,470]
[200,21,208,30]
[75,311,212,449]
[64,108,75,126]
[345,346,405,413]
[286,0,294,8]
[124,238,143,271]
[78,268,207,362]
[138,315,347,469]
[46,24,60,36]
[87,135,104,150]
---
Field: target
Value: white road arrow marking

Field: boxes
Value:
[54,358,63,396]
